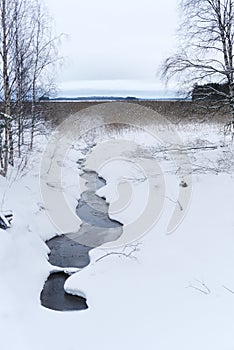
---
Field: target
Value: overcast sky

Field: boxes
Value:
[45,0,179,98]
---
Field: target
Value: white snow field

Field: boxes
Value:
[0,118,234,350]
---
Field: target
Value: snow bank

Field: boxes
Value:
[1,121,234,350]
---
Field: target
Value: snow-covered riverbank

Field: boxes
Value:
[1,116,234,350]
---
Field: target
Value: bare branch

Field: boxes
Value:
[95,243,142,263]
[187,279,211,295]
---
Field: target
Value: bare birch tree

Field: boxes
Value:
[0,0,15,173]
[162,0,234,125]
[28,0,58,149]
[0,0,60,176]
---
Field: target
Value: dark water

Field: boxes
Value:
[40,170,123,312]
[71,171,123,248]
[46,234,91,268]
[40,235,91,312]
[77,191,122,229]
[40,272,88,311]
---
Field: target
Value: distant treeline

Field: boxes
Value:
[40,96,139,101]
[192,83,229,101]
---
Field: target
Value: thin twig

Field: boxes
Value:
[187,279,211,295]
[222,285,234,294]
[95,243,141,263]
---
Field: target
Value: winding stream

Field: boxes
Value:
[40,170,123,311]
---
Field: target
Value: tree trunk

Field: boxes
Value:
[30,83,36,150]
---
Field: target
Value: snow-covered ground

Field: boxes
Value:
[0,111,234,350]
